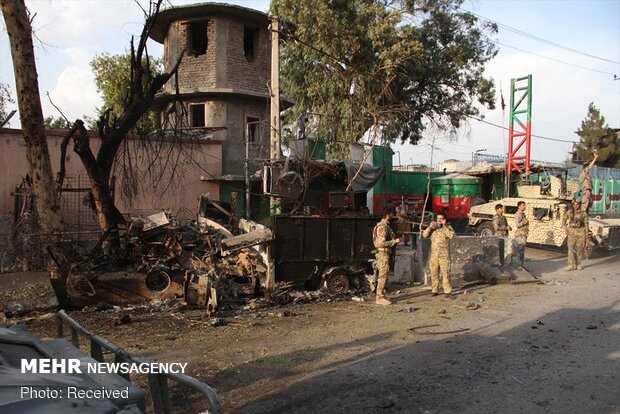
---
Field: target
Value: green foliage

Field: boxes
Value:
[90,52,162,135]
[271,0,497,158]
[44,116,72,129]
[575,103,619,168]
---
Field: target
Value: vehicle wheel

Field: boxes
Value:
[324,270,350,294]
[476,222,495,237]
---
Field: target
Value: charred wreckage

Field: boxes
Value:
[47,196,378,314]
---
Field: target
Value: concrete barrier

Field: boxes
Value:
[416,236,503,286]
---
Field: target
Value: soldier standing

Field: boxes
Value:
[492,203,512,237]
[372,205,400,305]
[563,199,589,271]
[580,151,598,213]
[422,212,455,298]
[514,201,529,267]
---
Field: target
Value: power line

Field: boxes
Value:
[459,7,620,65]
[496,41,617,76]
[468,116,577,144]
[389,5,618,76]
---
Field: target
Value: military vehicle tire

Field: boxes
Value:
[324,270,350,294]
[476,222,495,237]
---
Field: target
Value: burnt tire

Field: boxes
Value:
[476,221,495,237]
[324,270,350,294]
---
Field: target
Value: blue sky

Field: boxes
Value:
[1,0,618,165]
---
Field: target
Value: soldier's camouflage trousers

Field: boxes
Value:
[515,235,527,267]
[375,252,390,298]
[567,231,586,268]
[429,253,451,294]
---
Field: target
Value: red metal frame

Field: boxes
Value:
[507,75,532,195]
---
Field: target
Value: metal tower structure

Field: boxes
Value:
[506,75,532,196]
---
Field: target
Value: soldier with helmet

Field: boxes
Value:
[563,199,589,271]
[372,205,400,305]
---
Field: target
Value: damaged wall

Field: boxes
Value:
[0,128,222,221]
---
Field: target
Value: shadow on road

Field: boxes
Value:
[228,303,620,414]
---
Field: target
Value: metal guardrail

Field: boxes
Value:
[56,310,222,414]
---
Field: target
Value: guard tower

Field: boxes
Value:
[149,3,274,177]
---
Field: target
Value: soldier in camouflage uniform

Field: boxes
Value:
[580,151,598,213]
[563,199,589,271]
[372,205,400,305]
[422,212,455,298]
[492,204,512,237]
[513,201,529,267]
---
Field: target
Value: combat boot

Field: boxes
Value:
[576,265,582,271]
[376,297,391,305]
[565,266,574,271]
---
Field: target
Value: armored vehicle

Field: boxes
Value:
[468,176,620,249]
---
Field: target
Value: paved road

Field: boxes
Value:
[235,247,620,414]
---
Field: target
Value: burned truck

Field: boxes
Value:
[51,212,379,315]
[271,215,377,293]
[222,215,378,294]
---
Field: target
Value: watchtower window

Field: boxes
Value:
[243,26,258,61]
[246,116,260,143]
[189,104,206,127]
[188,20,208,56]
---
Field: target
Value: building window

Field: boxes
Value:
[246,116,260,143]
[190,104,206,127]
[243,26,258,61]
[188,20,208,56]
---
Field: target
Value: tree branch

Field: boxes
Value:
[56,119,84,191]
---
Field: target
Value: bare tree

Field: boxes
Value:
[1,0,62,262]
[58,0,184,254]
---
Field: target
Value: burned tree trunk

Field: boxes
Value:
[1,0,62,258]
[57,0,184,255]
[71,121,125,254]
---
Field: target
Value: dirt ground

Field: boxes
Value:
[18,246,620,414]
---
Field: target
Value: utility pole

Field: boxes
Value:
[265,15,281,295]
[245,131,251,220]
[270,17,281,165]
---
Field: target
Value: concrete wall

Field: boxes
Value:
[0,128,222,218]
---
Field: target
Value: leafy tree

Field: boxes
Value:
[271,0,497,158]
[575,103,619,168]
[90,52,162,135]
[44,115,72,129]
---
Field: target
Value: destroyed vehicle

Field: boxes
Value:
[271,215,377,294]
[468,176,620,249]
